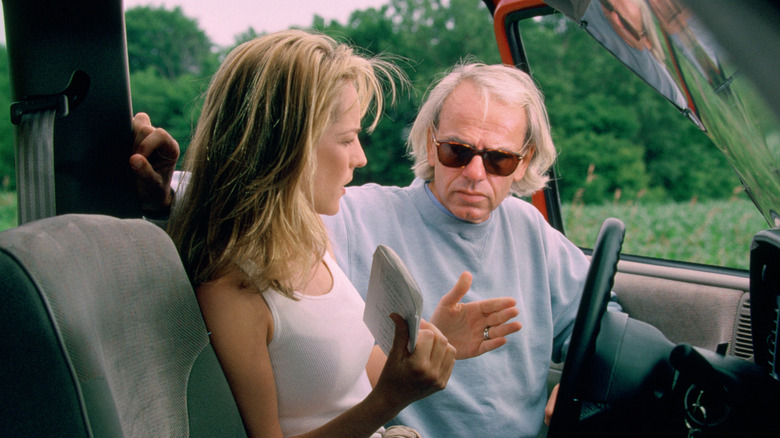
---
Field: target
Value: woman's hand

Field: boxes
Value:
[430,272,522,360]
[371,313,456,412]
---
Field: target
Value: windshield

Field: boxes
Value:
[554,0,780,227]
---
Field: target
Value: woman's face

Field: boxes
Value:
[312,82,366,216]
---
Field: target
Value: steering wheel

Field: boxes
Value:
[547,217,625,437]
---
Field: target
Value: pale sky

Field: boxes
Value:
[0,0,391,47]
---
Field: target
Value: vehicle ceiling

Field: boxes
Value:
[536,0,780,227]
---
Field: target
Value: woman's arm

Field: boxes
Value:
[296,314,455,438]
[197,270,284,438]
[199,271,456,438]
[365,345,386,389]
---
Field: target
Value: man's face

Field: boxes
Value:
[426,81,533,223]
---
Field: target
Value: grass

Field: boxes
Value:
[0,192,767,270]
[0,192,16,231]
[562,198,768,271]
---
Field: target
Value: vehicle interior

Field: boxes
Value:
[1,0,779,436]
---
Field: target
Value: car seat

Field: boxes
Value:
[0,214,246,437]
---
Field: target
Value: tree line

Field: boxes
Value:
[0,0,739,205]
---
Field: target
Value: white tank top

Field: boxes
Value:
[262,252,378,436]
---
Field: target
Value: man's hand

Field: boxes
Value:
[545,383,559,425]
[129,112,179,217]
[430,272,522,360]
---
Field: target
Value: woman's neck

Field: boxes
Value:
[296,256,333,296]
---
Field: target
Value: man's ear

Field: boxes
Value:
[513,144,535,183]
[426,130,438,168]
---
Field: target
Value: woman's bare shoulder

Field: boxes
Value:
[196,267,274,343]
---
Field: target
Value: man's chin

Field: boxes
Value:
[451,206,490,224]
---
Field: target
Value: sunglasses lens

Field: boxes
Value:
[484,150,519,176]
[438,142,471,167]
[437,141,520,176]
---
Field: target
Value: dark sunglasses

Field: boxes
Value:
[432,131,526,177]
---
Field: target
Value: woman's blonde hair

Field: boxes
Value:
[168,30,403,297]
[407,62,557,197]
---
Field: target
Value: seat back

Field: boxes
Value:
[0,214,245,437]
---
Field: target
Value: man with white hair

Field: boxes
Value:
[322,62,591,437]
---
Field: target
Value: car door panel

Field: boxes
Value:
[614,262,750,358]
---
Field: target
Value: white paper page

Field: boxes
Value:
[363,244,423,355]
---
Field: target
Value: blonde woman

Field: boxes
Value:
[167,30,519,437]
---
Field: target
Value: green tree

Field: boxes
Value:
[125,5,220,160]
[232,27,264,47]
[315,0,500,187]
[125,6,217,79]
[522,14,739,204]
[554,94,651,203]
[557,130,651,204]
[0,1,745,202]
[130,67,207,157]
[314,5,416,187]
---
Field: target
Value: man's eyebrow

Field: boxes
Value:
[439,135,518,152]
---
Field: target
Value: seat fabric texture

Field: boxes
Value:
[0,214,244,437]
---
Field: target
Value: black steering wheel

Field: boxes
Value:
[547,217,626,437]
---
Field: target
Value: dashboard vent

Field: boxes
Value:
[731,293,754,361]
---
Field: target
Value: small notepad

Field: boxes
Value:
[363,244,423,354]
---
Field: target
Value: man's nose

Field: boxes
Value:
[461,154,486,181]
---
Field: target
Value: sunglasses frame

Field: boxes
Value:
[431,130,526,177]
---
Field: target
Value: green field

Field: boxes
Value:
[0,192,15,232]
[562,198,767,270]
[0,192,767,270]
